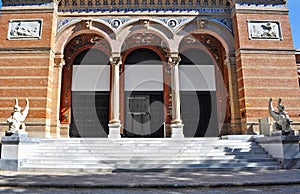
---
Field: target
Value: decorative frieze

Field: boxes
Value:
[58,0,232,13]
[247,21,282,40]
[57,17,232,33]
[8,20,43,40]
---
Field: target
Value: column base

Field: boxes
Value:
[108,123,121,139]
[171,123,184,139]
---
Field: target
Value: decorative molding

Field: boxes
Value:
[247,21,282,40]
[8,20,43,40]
[57,17,232,34]
[2,0,55,7]
[236,3,287,9]
[58,0,232,13]
[235,0,286,5]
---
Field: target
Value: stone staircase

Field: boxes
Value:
[19,138,282,172]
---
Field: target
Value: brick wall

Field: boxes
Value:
[0,5,57,137]
[233,6,300,133]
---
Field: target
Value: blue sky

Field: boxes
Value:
[0,1,299,48]
[288,1,300,49]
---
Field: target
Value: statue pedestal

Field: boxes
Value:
[108,123,121,139]
[0,133,40,171]
[171,124,184,139]
[254,135,300,169]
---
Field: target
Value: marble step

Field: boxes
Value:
[23,158,276,164]
[30,148,266,154]
[19,137,281,172]
[20,162,281,172]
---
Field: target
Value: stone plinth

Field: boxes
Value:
[108,123,121,139]
[259,117,270,136]
[0,133,40,171]
[254,135,300,169]
[170,124,184,139]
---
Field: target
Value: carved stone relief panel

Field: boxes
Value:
[247,21,282,40]
[8,19,43,40]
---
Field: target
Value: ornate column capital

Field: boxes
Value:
[109,56,122,66]
[225,52,236,66]
[168,56,181,66]
[54,54,65,68]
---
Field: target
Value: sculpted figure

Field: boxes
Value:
[6,98,29,134]
[268,98,293,135]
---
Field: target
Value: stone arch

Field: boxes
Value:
[114,19,173,53]
[55,19,115,55]
[116,19,174,39]
[178,33,231,135]
[60,33,112,125]
[176,19,235,54]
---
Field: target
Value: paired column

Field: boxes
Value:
[168,55,184,138]
[108,55,122,139]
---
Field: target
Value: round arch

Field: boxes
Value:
[116,18,174,40]
[120,47,171,137]
[60,33,112,128]
[55,19,115,55]
[176,19,235,54]
[115,21,172,54]
[178,33,231,136]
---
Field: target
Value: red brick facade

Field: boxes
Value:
[0,0,299,137]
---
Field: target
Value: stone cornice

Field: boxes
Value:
[58,0,232,13]
[235,48,295,56]
[2,0,59,7]
[0,47,54,54]
[234,0,286,5]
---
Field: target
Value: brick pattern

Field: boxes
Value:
[0,8,57,137]
[233,9,300,133]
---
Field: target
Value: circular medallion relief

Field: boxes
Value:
[111,19,122,28]
[167,19,178,27]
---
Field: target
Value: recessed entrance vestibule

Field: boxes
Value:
[122,48,165,137]
[60,33,230,138]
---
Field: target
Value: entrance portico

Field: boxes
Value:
[57,21,232,138]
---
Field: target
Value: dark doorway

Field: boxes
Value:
[180,91,218,137]
[179,48,219,137]
[124,48,165,137]
[70,92,109,137]
[124,92,164,137]
[69,48,110,137]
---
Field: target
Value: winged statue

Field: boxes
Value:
[268,98,294,135]
[6,98,29,135]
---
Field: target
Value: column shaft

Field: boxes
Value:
[108,56,121,138]
[169,56,184,138]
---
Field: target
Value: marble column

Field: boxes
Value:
[169,56,184,138]
[108,56,121,139]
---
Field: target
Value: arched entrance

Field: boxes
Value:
[179,34,230,137]
[122,48,166,137]
[60,34,111,137]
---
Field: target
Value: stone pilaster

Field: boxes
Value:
[225,54,242,134]
[50,54,65,138]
